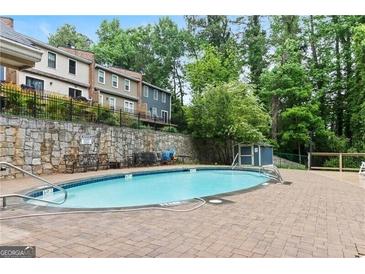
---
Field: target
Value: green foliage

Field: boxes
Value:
[46,98,68,120]
[48,24,92,50]
[186,81,270,143]
[241,16,268,87]
[171,95,187,131]
[186,44,241,95]
[184,16,233,51]
[47,16,365,155]
[160,126,178,133]
[323,156,365,169]
[350,24,365,150]
[93,17,187,90]
[6,90,26,115]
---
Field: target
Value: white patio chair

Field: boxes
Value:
[359,161,365,175]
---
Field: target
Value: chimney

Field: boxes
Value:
[0,17,14,29]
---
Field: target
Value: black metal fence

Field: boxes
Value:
[273,152,308,169]
[0,84,174,131]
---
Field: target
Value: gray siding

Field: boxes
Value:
[141,84,171,119]
[95,68,138,99]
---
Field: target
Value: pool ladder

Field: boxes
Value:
[0,162,68,208]
[259,165,284,184]
[231,153,239,169]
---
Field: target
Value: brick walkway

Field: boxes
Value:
[1,167,364,258]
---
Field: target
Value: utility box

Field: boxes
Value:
[233,143,273,166]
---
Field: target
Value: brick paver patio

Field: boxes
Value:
[1,166,365,258]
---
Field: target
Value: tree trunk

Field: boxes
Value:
[271,95,279,140]
[342,32,353,140]
[333,16,344,136]
[309,16,326,119]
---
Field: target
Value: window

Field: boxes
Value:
[0,66,5,81]
[109,97,116,110]
[153,90,158,101]
[124,79,130,92]
[152,107,158,117]
[124,100,134,113]
[161,92,166,103]
[69,88,82,98]
[98,70,105,84]
[48,52,56,68]
[112,74,118,88]
[25,76,44,91]
[161,110,168,123]
[69,59,76,74]
[143,86,149,97]
[99,94,104,106]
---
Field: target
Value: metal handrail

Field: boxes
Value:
[0,162,68,207]
[260,164,284,183]
[231,153,239,169]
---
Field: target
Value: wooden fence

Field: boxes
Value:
[308,152,365,172]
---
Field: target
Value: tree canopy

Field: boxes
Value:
[47,15,365,158]
[48,24,92,50]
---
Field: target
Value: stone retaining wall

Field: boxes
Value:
[0,115,196,179]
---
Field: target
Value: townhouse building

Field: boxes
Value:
[95,65,141,113]
[17,39,92,99]
[59,47,172,123]
[1,16,172,125]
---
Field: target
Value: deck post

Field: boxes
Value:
[339,153,343,172]
[119,109,122,127]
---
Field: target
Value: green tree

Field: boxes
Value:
[186,81,270,163]
[186,44,241,96]
[241,16,268,88]
[184,15,233,51]
[48,24,92,50]
[351,24,365,150]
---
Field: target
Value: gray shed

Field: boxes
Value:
[233,143,273,166]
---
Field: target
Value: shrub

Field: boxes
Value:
[97,108,118,126]
[161,126,178,133]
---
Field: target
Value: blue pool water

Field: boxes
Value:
[29,169,269,208]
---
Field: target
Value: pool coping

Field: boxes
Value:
[12,166,277,212]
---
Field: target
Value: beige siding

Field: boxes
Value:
[16,45,90,97]
[32,47,89,85]
[95,69,138,99]
[17,71,88,97]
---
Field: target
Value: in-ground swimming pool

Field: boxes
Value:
[27,168,269,208]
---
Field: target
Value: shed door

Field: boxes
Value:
[261,147,273,165]
[240,146,253,165]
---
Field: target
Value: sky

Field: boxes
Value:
[10,15,186,43]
